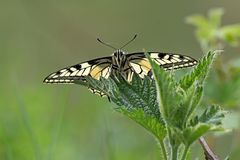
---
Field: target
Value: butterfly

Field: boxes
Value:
[43,35,197,97]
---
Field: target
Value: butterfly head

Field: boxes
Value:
[112,49,127,68]
[113,49,124,57]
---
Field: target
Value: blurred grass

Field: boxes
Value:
[1,0,240,159]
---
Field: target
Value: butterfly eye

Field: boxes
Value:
[113,51,119,57]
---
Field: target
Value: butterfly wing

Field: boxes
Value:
[127,52,198,79]
[44,56,112,83]
[43,56,112,97]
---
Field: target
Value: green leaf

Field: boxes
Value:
[145,53,181,126]
[112,74,161,119]
[182,84,203,127]
[208,8,224,28]
[83,74,167,141]
[83,76,121,104]
[179,51,216,90]
[119,108,166,141]
[186,8,223,29]
[182,123,211,146]
[185,14,209,29]
[186,7,240,51]
[176,51,216,126]
[179,104,225,146]
[198,105,225,126]
[220,24,240,46]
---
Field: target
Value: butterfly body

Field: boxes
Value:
[111,49,133,81]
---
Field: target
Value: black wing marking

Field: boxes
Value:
[127,52,198,79]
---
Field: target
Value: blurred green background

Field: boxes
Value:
[1,0,240,160]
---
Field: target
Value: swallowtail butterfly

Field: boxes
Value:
[43,35,197,97]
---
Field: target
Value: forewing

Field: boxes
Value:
[127,52,198,79]
[43,56,112,84]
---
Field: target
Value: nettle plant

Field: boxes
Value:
[78,51,226,160]
[186,8,240,52]
[186,8,240,110]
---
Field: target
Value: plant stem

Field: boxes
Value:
[171,146,178,160]
[159,139,168,160]
[198,136,219,160]
[181,145,189,160]
[166,127,178,160]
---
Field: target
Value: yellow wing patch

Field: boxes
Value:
[90,64,111,80]
[130,58,151,78]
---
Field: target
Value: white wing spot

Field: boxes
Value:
[130,63,141,73]
[60,69,67,73]
[82,67,91,75]
[164,55,170,60]
[81,63,90,68]
[64,72,71,77]
[172,57,182,62]
[173,55,180,58]
[70,67,77,71]
[49,73,56,78]
[156,59,166,65]
[102,68,110,78]
[170,59,177,63]
[70,70,79,76]
[150,53,159,58]
[173,66,179,69]
[76,70,84,76]
[60,71,67,77]
[163,59,171,63]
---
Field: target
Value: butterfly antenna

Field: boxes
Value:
[120,34,138,49]
[97,38,117,50]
